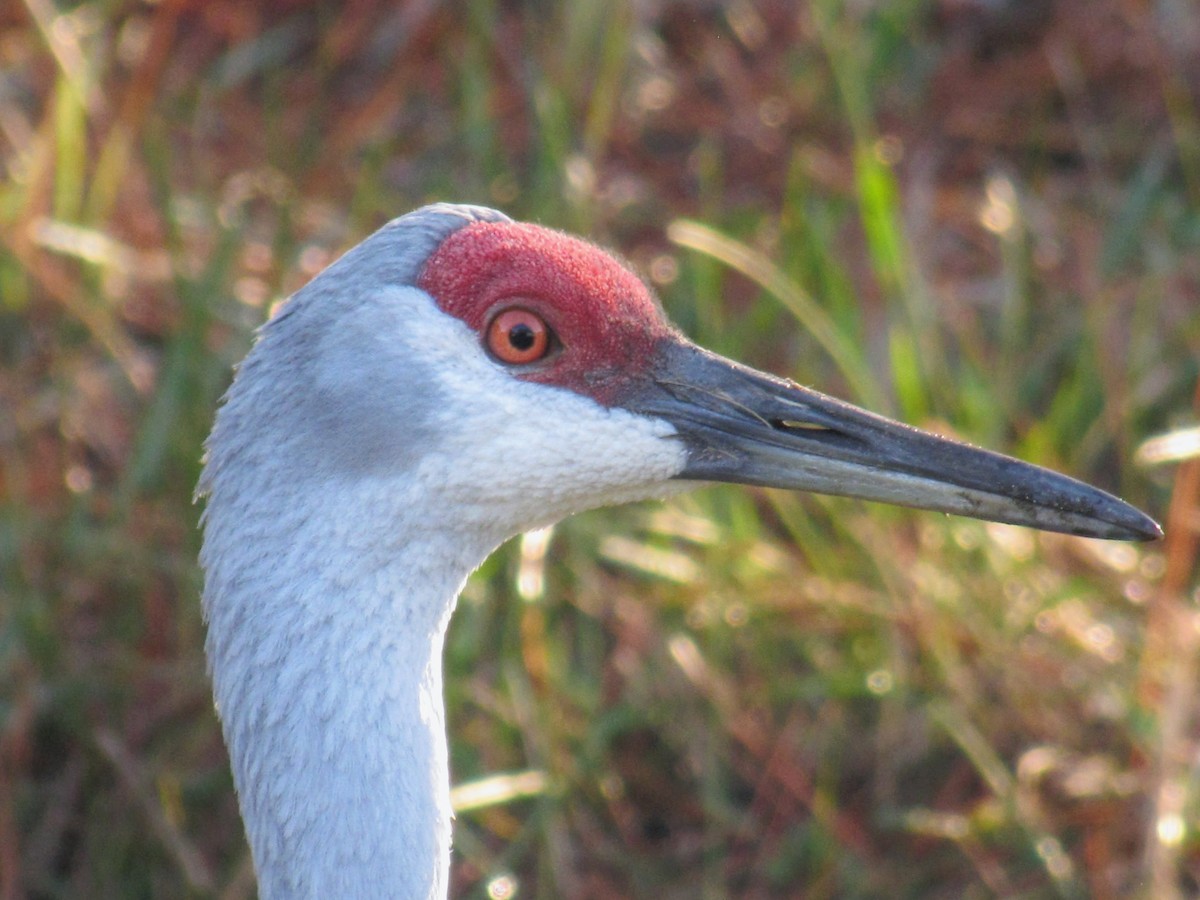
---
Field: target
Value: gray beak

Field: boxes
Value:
[626,340,1160,542]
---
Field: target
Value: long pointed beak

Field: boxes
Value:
[626,340,1161,542]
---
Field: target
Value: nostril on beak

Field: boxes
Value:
[770,418,832,434]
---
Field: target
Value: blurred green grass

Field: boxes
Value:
[1,1,1198,897]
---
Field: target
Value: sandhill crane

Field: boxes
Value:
[198,203,1159,898]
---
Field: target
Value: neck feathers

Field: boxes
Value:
[200,467,488,897]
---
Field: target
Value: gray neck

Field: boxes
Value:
[201,476,495,899]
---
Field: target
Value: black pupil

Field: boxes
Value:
[508,323,536,351]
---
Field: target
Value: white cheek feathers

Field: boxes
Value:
[359,286,689,537]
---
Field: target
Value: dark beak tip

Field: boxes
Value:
[1127,514,1164,543]
[1089,497,1163,543]
[1055,502,1161,542]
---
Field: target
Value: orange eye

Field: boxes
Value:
[485,308,552,365]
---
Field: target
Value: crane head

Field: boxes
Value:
[207,203,1159,546]
[197,202,1158,899]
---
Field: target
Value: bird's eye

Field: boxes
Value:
[485,308,552,365]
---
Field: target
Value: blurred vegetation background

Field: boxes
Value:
[2,0,1198,897]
